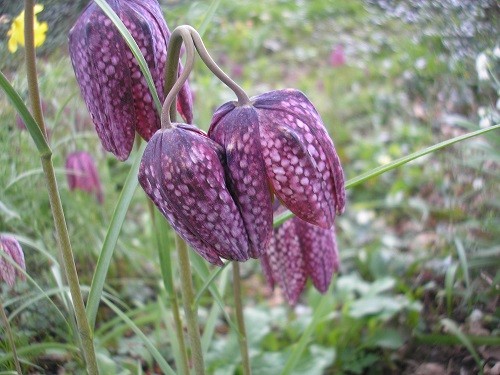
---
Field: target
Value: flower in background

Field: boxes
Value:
[0,235,26,287]
[139,124,250,265]
[65,151,104,204]
[329,44,346,67]
[7,4,48,53]
[208,88,345,258]
[261,209,340,305]
[69,0,193,161]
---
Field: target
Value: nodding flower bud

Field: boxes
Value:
[261,211,340,305]
[0,235,26,287]
[208,88,346,257]
[138,124,250,265]
[69,0,193,161]
[65,151,104,204]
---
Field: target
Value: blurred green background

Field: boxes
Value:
[0,0,498,374]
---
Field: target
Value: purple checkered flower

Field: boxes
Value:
[138,123,250,265]
[0,235,26,288]
[65,151,104,204]
[208,88,345,258]
[261,212,340,305]
[69,0,193,161]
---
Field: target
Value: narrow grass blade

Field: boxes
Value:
[281,294,332,375]
[441,318,483,372]
[454,238,471,289]
[93,0,161,113]
[0,342,79,364]
[444,263,458,317]
[197,0,222,37]
[194,261,230,307]
[86,143,145,328]
[201,265,231,355]
[274,124,500,227]
[0,71,50,156]
[101,296,175,375]
[189,253,239,333]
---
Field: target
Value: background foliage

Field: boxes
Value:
[0,0,498,374]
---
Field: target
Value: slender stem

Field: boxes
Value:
[24,1,98,373]
[175,234,205,375]
[0,300,23,374]
[161,27,196,128]
[149,202,190,375]
[24,0,47,139]
[232,263,252,375]
[40,157,99,374]
[188,26,250,105]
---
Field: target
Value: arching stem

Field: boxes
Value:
[187,26,250,106]
[161,27,195,128]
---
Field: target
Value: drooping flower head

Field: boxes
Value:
[208,89,345,258]
[261,211,340,305]
[0,235,26,288]
[138,123,250,265]
[69,0,193,161]
[65,151,104,204]
[7,4,48,53]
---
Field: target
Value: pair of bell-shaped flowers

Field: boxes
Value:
[139,89,345,265]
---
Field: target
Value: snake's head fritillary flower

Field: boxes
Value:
[138,123,250,265]
[208,89,345,257]
[65,151,104,204]
[69,0,193,161]
[0,235,26,288]
[261,211,340,305]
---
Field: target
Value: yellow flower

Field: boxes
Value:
[7,4,48,53]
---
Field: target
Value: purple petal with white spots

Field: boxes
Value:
[295,218,339,293]
[254,89,346,222]
[271,219,307,305]
[209,104,273,258]
[0,235,26,287]
[138,124,250,265]
[258,118,332,228]
[69,0,194,160]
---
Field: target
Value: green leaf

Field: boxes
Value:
[197,0,223,37]
[86,143,145,328]
[0,71,50,156]
[281,293,331,375]
[274,124,500,227]
[441,318,483,372]
[101,297,176,375]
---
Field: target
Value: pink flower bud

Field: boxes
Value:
[65,151,104,204]
[329,44,346,67]
[0,235,26,287]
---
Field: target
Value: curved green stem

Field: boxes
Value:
[161,26,196,128]
[187,26,250,105]
[232,263,252,375]
[175,235,205,375]
[24,1,98,373]
[0,300,23,374]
